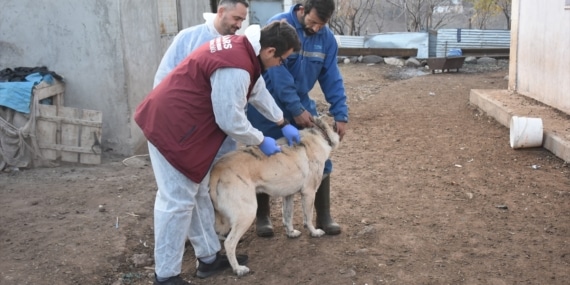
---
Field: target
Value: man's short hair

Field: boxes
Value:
[260,20,301,57]
[218,0,249,9]
[301,0,335,22]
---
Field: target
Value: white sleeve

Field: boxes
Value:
[247,77,284,123]
[211,68,265,146]
[153,25,216,88]
[153,34,186,88]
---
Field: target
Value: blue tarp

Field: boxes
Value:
[0,73,53,114]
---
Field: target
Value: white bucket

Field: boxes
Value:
[509,116,543,149]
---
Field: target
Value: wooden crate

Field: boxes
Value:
[33,80,64,108]
[36,104,102,164]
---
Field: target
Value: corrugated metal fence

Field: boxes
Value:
[431,29,511,57]
[336,29,511,59]
[335,36,366,48]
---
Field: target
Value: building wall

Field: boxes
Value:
[284,0,294,12]
[178,0,212,30]
[0,0,211,156]
[249,0,284,25]
[0,0,159,155]
[510,0,570,114]
[167,0,217,49]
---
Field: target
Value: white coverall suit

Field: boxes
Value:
[149,24,284,278]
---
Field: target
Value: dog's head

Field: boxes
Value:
[311,116,340,150]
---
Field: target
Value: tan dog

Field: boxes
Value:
[209,116,340,276]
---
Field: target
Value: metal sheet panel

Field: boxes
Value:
[433,29,511,57]
[334,29,509,59]
[365,32,429,58]
[336,33,429,58]
[335,36,366,48]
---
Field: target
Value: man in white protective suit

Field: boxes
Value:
[153,0,249,87]
[148,1,253,284]
[137,2,302,284]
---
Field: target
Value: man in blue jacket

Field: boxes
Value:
[247,0,348,237]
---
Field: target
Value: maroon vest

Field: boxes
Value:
[135,35,261,182]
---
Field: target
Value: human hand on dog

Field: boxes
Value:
[281,124,301,146]
[335,121,347,141]
[259,137,281,156]
[293,110,314,129]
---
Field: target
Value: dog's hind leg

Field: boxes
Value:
[224,209,255,276]
[282,195,301,238]
[214,209,231,240]
[301,191,325,237]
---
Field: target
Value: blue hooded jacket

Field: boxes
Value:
[247,3,349,141]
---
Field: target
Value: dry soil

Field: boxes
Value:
[1,60,569,285]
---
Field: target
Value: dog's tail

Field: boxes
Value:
[209,171,231,236]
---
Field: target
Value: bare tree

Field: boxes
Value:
[495,0,511,30]
[370,7,385,33]
[466,0,496,29]
[385,0,460,32]
[329,0,377,35]
[466,0,511,30]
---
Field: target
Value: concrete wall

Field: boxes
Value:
[179,0,213,29]
[160,0,215,52]
[0,0,212,156]
[509,0,570,114]
[0,0,161,155]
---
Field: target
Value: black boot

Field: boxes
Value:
[255,193,274,237]
[315,174,341,235]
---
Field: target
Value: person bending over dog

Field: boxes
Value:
[247,0,349,237]
[135,21,301,285]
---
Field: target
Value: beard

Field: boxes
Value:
[300,14,317,36]
[222,25,238,35]
[303,27,317,36]
[220,15,239,35]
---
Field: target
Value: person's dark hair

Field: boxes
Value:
[301,0,335,22]
[260,20,301,57]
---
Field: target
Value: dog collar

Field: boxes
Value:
[313,124,333,147]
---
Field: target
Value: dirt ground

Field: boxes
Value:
[1,60,569,285]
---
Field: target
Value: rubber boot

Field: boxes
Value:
[315,175,341,235]
[255,193,274,237]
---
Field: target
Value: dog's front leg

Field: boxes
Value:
[301,192,325,237]
[282,195,301,238]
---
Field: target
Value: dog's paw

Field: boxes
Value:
[235,265,250,276]
[311,229,326,237]
[286,229,302,238]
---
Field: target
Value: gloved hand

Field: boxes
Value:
[259,137,281,156]
[281,124,301,146]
